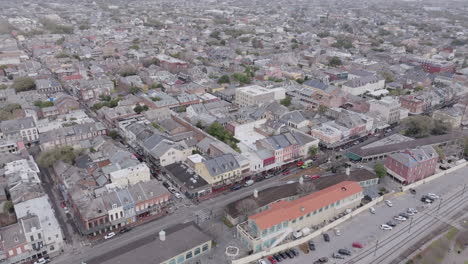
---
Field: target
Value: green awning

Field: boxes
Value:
[346,152,362,161]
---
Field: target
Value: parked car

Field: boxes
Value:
[104,232,116,240]
[255,177,265,182]
[385,200,393,207]
[408,208,418,214]
[394,216,407,221]
[258,259,268,264]
[386,221,397,227]
[409,188,417,194]
[284,250,293,259]
[427,193,440,200]
[120,227,132,233]
[332,252,345,259]
[399,213,410,219]
[308,240,316,251]
[244,180,254,187]
[334,228,341,236]
[173,192,183,199]
[290,248,299,256]
[163,181,170,188]
[273,254,282,262]
[421,196,433,203]
[369,207,376,214]
[33,258,49,264]
[278,252,287,259]
[380,224,393,230]
[323,233,330,242]
[267,256,278,264]
[168,187,177,193]
[230,184,242,191]
[313,257,329,263]
[352,242,364,248]
[338,249,352,255]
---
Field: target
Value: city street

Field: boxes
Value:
[270,166,468,264]
[51,169,304,264]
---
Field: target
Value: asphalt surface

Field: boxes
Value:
[51,170,302,264]
[265,166,468,264]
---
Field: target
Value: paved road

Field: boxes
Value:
[51,171,300,264]
[274,166,468,264]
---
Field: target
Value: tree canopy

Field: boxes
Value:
[374,163,387,178]
[280,96,292,107]
[37,146,82,168]
[12,77,36,92]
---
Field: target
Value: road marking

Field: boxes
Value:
[393,192,405,197]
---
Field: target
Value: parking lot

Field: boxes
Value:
[253,166,468,264]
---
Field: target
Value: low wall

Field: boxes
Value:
[401,161,467,192]
[231,196,384,264]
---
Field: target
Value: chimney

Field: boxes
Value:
[253,189,258,198]
[299,176,304,185]
[345,167,350,176]
[159,230,166,241]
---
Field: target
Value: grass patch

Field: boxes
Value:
[446,227,459,240]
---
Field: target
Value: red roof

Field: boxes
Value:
[63,74,83,81]
[249,181,363,230]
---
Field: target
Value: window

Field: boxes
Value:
[169,260,176,264]
[202,243,209,251]
[194,247,201,255]
[38,233,41,239]
[299,216,303,221]
[177,255,184,263]
[292,219,296,223]
[262,230,267,237]
[186,251,193,259]
[313,210,317,215]
[325,205,329,210]
[282,222,288,228]
[319,208,323,212]
[30,235,34,241]
[306,213,311,217]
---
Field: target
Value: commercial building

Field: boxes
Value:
[95,222,212,264]
[369,97,402,125]
[235,85,286,107]
[341,75,385,96]
[237,181,363,252]
[384,146,439,184]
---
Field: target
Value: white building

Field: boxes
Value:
[235,85,286,107]
[369,97,402,125]
[341,75,385,96]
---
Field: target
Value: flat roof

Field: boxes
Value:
[89,222,211,264]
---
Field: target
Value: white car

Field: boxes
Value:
[406,211,415,216]
[34,258,49,264]
[104,232,116,240]
[168,187,177,193]
[385,200,393,207]
[173,192,182,199]
[394,216,407,221]
[258,259,268,264]
[427,193,440,199]
[334,228,341,236]
[380,224,393,230]
[408,208,418,214]
[369,207,376,214]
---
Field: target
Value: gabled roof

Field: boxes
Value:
[205,154,240,177]
[249,181,363,230]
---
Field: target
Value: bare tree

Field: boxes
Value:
[297,182,316,195]
[235,198,258,220]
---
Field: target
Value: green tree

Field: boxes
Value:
[381,72,395,83]
[328,56,342,67]
[34,101,54,108]
[119,66,137,77]
[280,96,292,107]
[403,116,432,138]
[37,146,82,167]
[218,75,230,84]
[129,44,140,50]
[308,146,319,157]
[3,201,14,214]
[133,104,149,114]
[107,130,119,140]
[433,146,445,160]
[374,163,387,178]
[12,77,36,92]
[431,119,451,135]
[231,73,251,84]
[129,86,140,95]
[318,105,329,114]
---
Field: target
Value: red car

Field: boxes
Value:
[267,256,277,264]
[352,242,363,248]
[297,161,304,167]
[310,175,320,180]
[282,171,290,175]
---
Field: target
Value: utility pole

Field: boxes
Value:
[437,198,443,213]
[408,217,413,233]
[374,240,379,256]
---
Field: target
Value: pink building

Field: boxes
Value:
[384,146,439,184]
